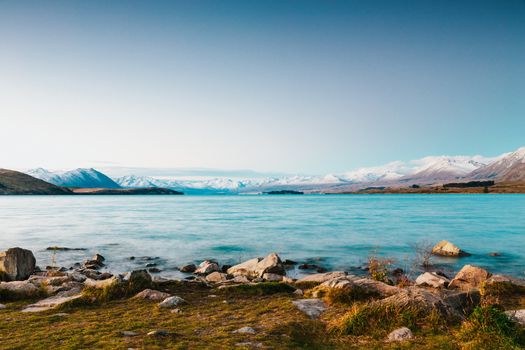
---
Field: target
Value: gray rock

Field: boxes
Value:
[505,310,525,326]
[194,260,220,275]
[292,299,327,319]
[134,289,171,301]
[0,280,39,298]
[262,273,283,282]
[121,331,139,337]
[296,271,347,284]
[415,272,450,288]
[205,272,230,283]
[232,326,256,334]
[128,270,152,291]
[387,327,414,342]
[227,253,285,279]
[159,296,186,308]
[84,276,119,289]
[0,248,36,281]
[22,290,83,312]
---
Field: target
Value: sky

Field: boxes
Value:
[1,0,524,175]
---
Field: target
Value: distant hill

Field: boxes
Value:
[0,169,72,195]
[27,168,120,188]
[469,147,525,182]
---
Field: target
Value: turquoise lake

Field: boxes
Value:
[0,195,524,278]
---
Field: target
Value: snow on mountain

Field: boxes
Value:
[27,168,120,188]
[342,161,408,183]
[403,156,490,181]
[469,147,525,181]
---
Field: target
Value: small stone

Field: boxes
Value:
[159,296,186,308]
[148,267,161,273]
[171,308,182,314]
[489,252,501,257]
[293,289,304,296]
[147,330,169,337]
[292,299,327,319]
[387,327,414,342]
[50,313,69,317]
[121,331,139,337]
[145,263,157,267]
[0,304,6,309]
[232,326,256,334]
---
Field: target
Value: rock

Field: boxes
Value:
[387,327,414,342]
[22,290,83,312]
[205,272,230,283]
[227,253,285,280]
[46,247,86,251]
[179,264,196,273]
[134,289,171,301]
[232,275,250,283]
[221,264,232,273]
[232,326,256,334]
[283,259,297,266]
[68,272,87,283]
[293,289,303,296]
[431,240,469,257]
[148,267,161,273]
[147,330,169,337]
[0,248,36,281]
[128,270,152,292]
[262,273,283,282]
[159,296,186,308]
[235,342,263,348]
[171,308,182,314]
[0,280,39,298]
[92,254,105,264]
[415,272,450,288]
[489,252,501,257]
[292,299,327,319]
[313,276,401,299]
[505,310,525,326]
[194,260,220,275]
[121,331,139,337]
[0,304,6,309]
[84,276,119,289]
[296,271,347,284]
[448,265,491,290]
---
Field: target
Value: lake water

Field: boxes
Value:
[0,195,524,279]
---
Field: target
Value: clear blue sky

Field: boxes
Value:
[1,0,524,174]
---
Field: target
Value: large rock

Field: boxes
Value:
[292,299,327,319]
[0,248,36,281]
[134,289,171,301]
[448,265,491,290]
[194,260,220,275]
[312,276,401,299]
[227,253,285,280]
[431,240,469,257]
[128,270,152,292]
[205,272,230,283]
[415,272,450,288]
[22,289,82,312]
[296,271,347,284]
[0,280,39,298]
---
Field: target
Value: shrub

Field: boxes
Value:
[456,305,525,350]
[368,256,394,283]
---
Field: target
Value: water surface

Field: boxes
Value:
[0,195,524,278]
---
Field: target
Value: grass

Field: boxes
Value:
[0,281,524,349]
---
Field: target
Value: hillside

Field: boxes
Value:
[28,168,121,188]
[469,147,525,182]
[0,169,72,195]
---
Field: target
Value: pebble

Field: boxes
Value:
[159,296,186,308]
[0,304,6,310]
[232,326,256,334]
[121,331,139,337]
[147,330,169,337]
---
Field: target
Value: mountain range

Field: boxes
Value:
[22,146,525,194]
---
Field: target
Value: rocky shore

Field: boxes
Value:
[1,242,525,349]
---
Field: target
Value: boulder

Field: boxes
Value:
[0,280,39,298]
[227,253,285,280]
[84,276,120,289]
[194,260,220,275]
[448,265,491,290]
[134,289,171,301]
[205,272,230,283]
[415,272,450,288]
[292,299,327,319]
[0,248,36,281]
[128,270,152,292]
[159,296,186,308]
[22,289,83,312]
[296,271,347,284]
[312,276,401,299]
[387,327,414,342]
[505,310,525,326]
[92,254,105,264]
[179,264,196,273]
[431,240,469,257]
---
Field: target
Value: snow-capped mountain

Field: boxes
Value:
[401,156,490,182]
[27,168,120,188]
[469,147,525,182]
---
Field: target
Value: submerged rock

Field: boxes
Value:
[292,299,327,319]
[431,240,469,257]
[448,265,490,290]
[387,327,414,342]
[0,248,36,281]
[179,264,196,273]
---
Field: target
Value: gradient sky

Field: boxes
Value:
[1,0,524,174]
